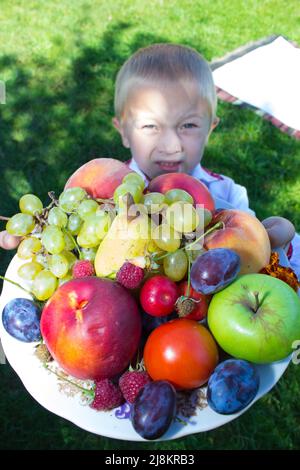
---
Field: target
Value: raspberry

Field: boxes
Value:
[119,370,151,403]
[116,262,144,289]
[72,260,95,278]
[90,379,124,411]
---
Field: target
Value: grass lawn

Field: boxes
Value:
[0,0,300,450]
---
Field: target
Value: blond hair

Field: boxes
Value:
[114,43,217,124]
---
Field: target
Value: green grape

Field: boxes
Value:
[152,223,181,252]
[77,221,101,248]
[77,199,99,220]
[163,250,188,281]
[63,230,76,250]
[166,202,199,234]
[61,250,77,269]
[147,238,164,254]
[49,253,69,278]
[33,252,49,268]
[122,172,145,190]
[113,183,143,206]
[164,189,194,205]
[143,192,166,214]
[19,194,43,215]
[17,261,43,281]
[41,225,65,254]
[48,207,68,227]
[6,213,35,236]
[94,211,111,239]
[17,237,42,260]
[80,247,97,262]
[32,270,58,301]
[58,272,73,286]
[203,208,212,227]
[77,212,111,248]
[194,207,212,231]
[58,187,87,213]
[67,213,83,235]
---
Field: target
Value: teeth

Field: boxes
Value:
[159,162,179,166]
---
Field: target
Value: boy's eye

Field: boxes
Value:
[182,123,197,129]
[142,124,157,130]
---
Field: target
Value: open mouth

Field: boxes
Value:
[156,161,182,171]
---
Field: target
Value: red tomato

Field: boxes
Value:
[143,318,219,390]
[140,275,179,317]
[177,281,212,321]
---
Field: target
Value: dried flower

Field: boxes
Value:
[260,252,300,292]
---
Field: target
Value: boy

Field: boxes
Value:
[0,43,299,277]
[112,43,299,276]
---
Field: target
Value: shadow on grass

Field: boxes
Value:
[0,21,300,450]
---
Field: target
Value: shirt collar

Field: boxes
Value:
[191,164,221,184]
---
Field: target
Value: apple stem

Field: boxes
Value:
[253,291,260,313]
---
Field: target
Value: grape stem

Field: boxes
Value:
[0,274,33,296]
[62,228,82,259]
[0,216,10,221]
[44,363,94,398]
[153,221,223,262]
[47,191,59,207]
[95,197,114,205]
[174,416,188,426]
[186,250,192,298]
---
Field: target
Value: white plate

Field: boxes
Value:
[0,249,293,442]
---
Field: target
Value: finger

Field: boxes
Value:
[261,216,295,249]
[0,231,22,250]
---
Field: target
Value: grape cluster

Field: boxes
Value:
[143,188,213,282]
[6,188,113,300]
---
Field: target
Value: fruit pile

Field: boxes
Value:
[1,157,300,441]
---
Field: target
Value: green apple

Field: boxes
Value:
[208,273,300,363]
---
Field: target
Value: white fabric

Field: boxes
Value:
[289,233,300,281]
[128,158,300,279]
[213,36,300,131]
[190,164,254,215]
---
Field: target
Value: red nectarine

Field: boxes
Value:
[147,172,215,211]
[40,277,141,380]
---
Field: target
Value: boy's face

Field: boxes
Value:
[113,80,215,180]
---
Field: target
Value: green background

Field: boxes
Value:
[0,0,300,450]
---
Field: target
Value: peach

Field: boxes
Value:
[204,209,271,274]
[147,172,215,211]
[64,158,132,199]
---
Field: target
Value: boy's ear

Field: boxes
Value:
[112,117,121,131]
[112,117,130,148]
[211,116,220,131]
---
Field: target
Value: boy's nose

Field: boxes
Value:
[157,128,182,154]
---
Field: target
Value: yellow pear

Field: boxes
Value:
[94,211,151,278]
